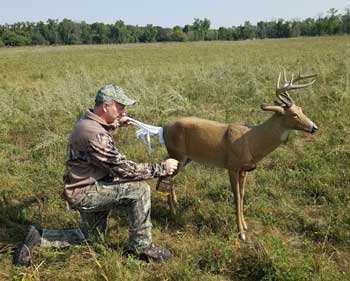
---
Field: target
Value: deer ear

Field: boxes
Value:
[260,104,285,115]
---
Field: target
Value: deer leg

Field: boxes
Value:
[167,178,176,216]
[156,176,176,215]
[239,171,248,231]
[157,153,191,215]
[172,157,190,199]
[229,170,246,241]
[166,156,190,207]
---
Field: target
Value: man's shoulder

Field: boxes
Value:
[77,115,103,130]
[71,115,108,142]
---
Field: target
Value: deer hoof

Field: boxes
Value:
[239,232,246,241]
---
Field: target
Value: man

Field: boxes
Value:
[14,84,178,265]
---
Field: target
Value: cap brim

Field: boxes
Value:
[122,97,136,106]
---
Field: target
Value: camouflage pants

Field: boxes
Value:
[41,181,152,250]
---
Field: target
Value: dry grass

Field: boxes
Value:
[0,36,350,280]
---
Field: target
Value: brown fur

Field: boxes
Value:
[158,74,318,240]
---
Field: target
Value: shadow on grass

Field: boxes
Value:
[0,191,45,254]
[150,195,192,232]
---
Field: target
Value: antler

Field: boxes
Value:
[275,70,317,107]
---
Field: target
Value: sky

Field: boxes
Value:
[1,0,350,28]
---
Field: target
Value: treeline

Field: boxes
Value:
[1,8,350,47]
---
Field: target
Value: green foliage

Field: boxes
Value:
[191,18,211,40]
[1,8,350,47]
[170,26,187,42]
[0,37,350,280]
[58,18,81,45]
[1,29,31,46]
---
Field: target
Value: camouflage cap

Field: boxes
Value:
[95,84,136,106]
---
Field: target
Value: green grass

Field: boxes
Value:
[0,36,350,280]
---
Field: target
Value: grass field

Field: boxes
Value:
[0,36,350,280]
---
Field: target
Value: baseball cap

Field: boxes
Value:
[95,84,136,106]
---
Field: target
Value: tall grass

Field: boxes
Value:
[0,36,349,280]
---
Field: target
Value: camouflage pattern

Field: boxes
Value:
[43,180,153,249]
[60,108,169,250]
[95,84,136,106]
[89,132,167,182]
[78,181,152,248]
[64,109,168,206]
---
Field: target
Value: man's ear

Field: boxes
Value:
[102,103,108,112]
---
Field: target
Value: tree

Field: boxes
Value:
[31,31,46,45]
[326,8,341,34]
[156,26,171,42]
[218,27,228,40]
[205,30,218,41]
[342,8,350,34]
[2,29,31,46]
[257,21,267,39]
[264,21,278,38]
[276,19,290,38]
[80,21,92,44]
[201,18,211,40]
[183,25,191,33]
[91,22,110,44]
[139,24,158,43]
[0,9,349,47]
[31,22,48,45]
[6,22,33,45]
[239,21,256,39]
[300,18,317,36]
[126,25,140,43]
[46,19,60,44]
[192,18,211,40]
[170,26,187,41]
[315,16,328,35]
[111,20,131,43]
[58,19,81,45]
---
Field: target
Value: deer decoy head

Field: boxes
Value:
[261,70,318,134]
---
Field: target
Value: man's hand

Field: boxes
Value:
[118,115,130,127]
[165,159,179,175]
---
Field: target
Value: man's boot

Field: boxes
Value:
[128,243,171,263]
[13,225,41,266]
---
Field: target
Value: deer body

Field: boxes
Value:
[164,117,231,168]
[158,71,318,241]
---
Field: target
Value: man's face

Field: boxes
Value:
[105,101,126,124]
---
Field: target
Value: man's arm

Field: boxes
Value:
[88,133,170,181]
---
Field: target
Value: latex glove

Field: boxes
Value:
[118,114,130,127]
[165,159,179,175]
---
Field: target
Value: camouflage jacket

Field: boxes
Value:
[63,109,168,205]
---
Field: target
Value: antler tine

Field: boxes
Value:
[289,77,316,90]
[276,70,290,95]
[293,71,317,82]
[280,91,294,106]
[274,70,317,108]
[275,71,293,107]
[290,71,317,88]
[277,70,317,94]
[276,71,282,90]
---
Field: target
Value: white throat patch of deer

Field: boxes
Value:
[157,70,318,241]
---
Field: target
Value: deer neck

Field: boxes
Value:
[250,114,289,162]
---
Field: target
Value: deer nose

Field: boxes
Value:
[311,125,318,134]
